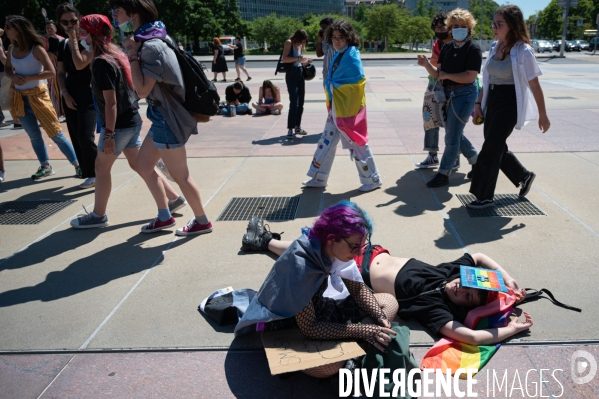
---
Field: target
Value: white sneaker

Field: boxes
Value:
[79,177,95,189]
[272,110,280,115]
[358,181,383,192]
[302,178,327,188]
[0,171,4,182]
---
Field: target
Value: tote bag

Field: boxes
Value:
[422,83,445,130]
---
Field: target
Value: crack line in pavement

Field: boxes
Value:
[408,154,470,253]
[0,174,140,268]
[572,151,599,168]
[36,354,76,399]
[79,120,280,349]
[532,184,599,239]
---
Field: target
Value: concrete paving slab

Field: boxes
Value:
[0,354,73,398]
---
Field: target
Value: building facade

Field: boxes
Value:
[239,0,346,21]
[404,0,469,13]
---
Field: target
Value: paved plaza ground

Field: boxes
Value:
[1,53,599,398]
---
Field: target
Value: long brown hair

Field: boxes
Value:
[289,29,308,44]
[5,15,45,50]
[261,80,279,98]
[213,37,222,46]
[495,5,531,60]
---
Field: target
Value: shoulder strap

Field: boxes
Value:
[520,288,582,312]
[330,49,346,77]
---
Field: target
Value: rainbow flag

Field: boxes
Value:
[324,46,368,146]
[420,290,517,377]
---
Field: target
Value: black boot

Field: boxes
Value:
[241,216,282,251]
[426,173,449,187]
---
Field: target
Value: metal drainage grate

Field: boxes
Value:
[304,99,327,103]
[456,194,546,218]
[386,98,412,102]
[0,200,76,225]
[549,96,576,100]
[217,196,301,221]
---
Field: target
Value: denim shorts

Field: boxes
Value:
[146,105,184,149]
[97,124,142,156]
[235,56,246,66]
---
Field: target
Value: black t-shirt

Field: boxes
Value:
[233,44,244,60]
[57,39,93,103]
[395,253,476,335]
[91,58,141,129]
[438,39,482,86]
[225,85,252,104]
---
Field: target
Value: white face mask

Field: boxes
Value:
[452,28,468,42]
[80,38,91,52]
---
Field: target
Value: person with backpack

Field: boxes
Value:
[111,0,212,236]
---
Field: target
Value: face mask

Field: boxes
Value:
[80,38,91,52]
[435,32,449,40]
[452,28,468,42]
[119,19,134,34]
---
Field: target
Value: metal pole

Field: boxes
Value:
[595,14,599,54]
[559,0,570,56]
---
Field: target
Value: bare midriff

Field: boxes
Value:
[368,253,410,297]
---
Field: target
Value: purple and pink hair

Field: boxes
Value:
[308,201,373,244]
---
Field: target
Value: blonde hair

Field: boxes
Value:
[447,8,477,38]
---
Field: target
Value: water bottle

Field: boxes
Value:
[230,105,236,117]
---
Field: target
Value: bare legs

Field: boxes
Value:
[235,64,250,79]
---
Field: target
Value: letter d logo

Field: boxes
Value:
[571,350,597,385]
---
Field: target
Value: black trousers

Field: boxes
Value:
[62,98,97,178]
[469,85,528,201]
[285,66,305,129]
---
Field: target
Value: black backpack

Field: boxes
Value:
[150,37,220,122]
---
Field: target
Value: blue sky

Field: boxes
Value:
[516,0,553,19]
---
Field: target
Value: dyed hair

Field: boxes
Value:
[431,10,448,30]
[261,80,279,97]
[289,29,308,44]
[5,15,45,50]
[108,0,159,25]
[447,8,476,38]
[495,5,531,60]
[325,20,360,47]
[213,37,222,46]
[308,201,373,244]
[85,19,134,89]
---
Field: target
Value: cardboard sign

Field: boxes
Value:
[261,329,366,375]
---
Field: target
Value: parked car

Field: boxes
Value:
[553,40,575,51]
[573,40,589,51]
[532,40,553,53]
[568,40,581,51]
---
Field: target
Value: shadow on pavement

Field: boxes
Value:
[0,176,76,196]
[224,345,339,399]
[0,225,191,307]
[252,134,321,146]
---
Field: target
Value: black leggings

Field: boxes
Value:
[285,66,305,129]
[63,99,97,178]
[469,85,528,201]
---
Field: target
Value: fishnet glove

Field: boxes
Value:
[295,300,386,347]
[342,278,388,327]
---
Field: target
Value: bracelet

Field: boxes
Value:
[128,55,139,62]
[475,102,482,105]
[104,135,114,140]
[105,128,114,135]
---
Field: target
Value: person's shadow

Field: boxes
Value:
[252,134,321,146]
[0,227,190,307]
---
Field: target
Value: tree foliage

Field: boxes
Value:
[364,4,408,43]
[251,13,303,48]
[468,0,501,40]
[534,0,599,40]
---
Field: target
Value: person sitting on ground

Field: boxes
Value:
[241,216,532,346]
[221,81,252,116]
[251,80,283,115]
[235,201,399,379]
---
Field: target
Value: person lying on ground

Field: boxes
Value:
[241,217,532,346]
[235,201,398,379]
[221,81,252,116]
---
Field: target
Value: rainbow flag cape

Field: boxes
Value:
[420,289,517,377]
[324,46,368,146]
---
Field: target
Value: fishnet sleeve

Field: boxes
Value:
[295,300,384,347]
[342,278,388,326]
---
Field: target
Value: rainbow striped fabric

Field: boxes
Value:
[324,46,368,146]
[420,289,517,377]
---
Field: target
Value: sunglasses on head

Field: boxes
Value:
[60,19,78,26]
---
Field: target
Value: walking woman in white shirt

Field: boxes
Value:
[468,5,550,209]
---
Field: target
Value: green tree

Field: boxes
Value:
[403,16,432,45]
[365,4,408,47]
[251,13,303,49]
[355,3,368,23]
[414,0,430,17]
[468,0,501,40]
[537,0,564,39]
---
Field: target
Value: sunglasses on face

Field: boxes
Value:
[60,19,78,27]
[434,26,447,32]
[342,238,368,254]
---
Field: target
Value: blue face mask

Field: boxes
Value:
[452,28,468,42]
[80,38,91,53]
